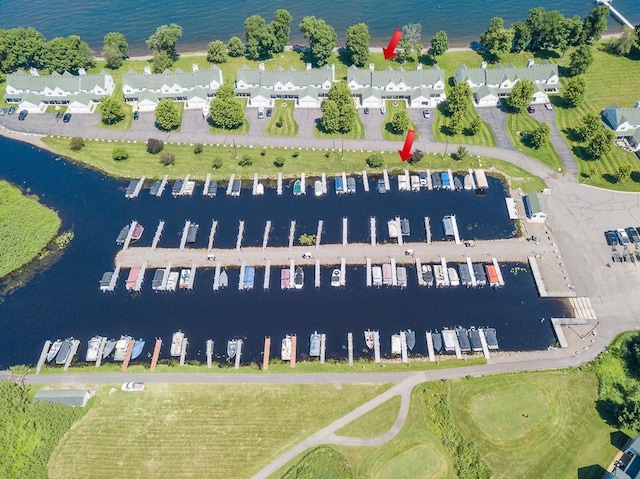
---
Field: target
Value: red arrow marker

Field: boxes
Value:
[398,130,415,162]
[383,29,403,60]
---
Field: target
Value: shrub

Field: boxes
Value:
[366,152,384,168]
[69,137,85,151]
[112,147,129,161]
[160,153,175,166]
[238,155,253,167]
[193,143,203,154]
[274,157,286,168]
[260,149,267,157]
[292,151,300,158]
[147,138,164,154]
[212,157,223,169]
[408,149,424,164]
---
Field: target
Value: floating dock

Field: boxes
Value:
[179,337,188,365]
[264,260,270,290]
[597,0,634,30]
[396,216,403,247]
[320,334,326,364]
[263,221,271,250]
[179,220,191,251]
[213,262,222,291]
[347,332,353,367]
[133,261,147,292]
[156,175,168,197]
[400,331,408,363]
[316,220,323,249]
[300,173,306,195]
[451,215,462,245]
[236,220,244,251]
[160,262,171,291]
[342,217,348,246]
[478,329,490,360]
[424,217,432,244]
[290,335,296,368]
[208,220,217,252]
[234,340,242,369]
[187,263,196,290]
[277,173,283,195]
[262,337,270,370]
[341,172,347,193]
[288,220,296,249]
[95,337,107,367]
[370,217,376,246]
[314,260,320,288]
[366,258,372,287]
[120,339,135,372]
[151,220,165,250]
[390,258,398,286]
[238,261,246,291]
[453,332,462,359]
[226,174,235,196]
[383,169,390,192]
[206,339,214,369]
[362,171,369,192]
[321,173,327,194]
[63,339,80,371]
[36,340,51,374]
[340,258,346,287]
[289,259,295,288]
[466,257,477,287]
[468,169,477,190]
[492,258,505,286]
[415,258,425,286]
[426,170,433,190]
[121,220,138,250]
[441,257,450,286]
[373,331,381,363]
[252,173,259,195]
[150,338,162,372]
[447,169,454,190]
[203,173,211,196]
[103,263,121,292]
[426,332,435,362]
[125,176,145,199]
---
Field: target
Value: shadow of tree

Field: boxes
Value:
[549,94,572,111]
[602,173,619,184]
[534,49,560,60]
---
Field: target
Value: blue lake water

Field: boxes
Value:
[0,137,569,368]
[0,0,636,53]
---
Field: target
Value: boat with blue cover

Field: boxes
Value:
[293,179,303,196]
[309,332,321,357]
[335,176,344,194]
[131,339,145,360]
[243,266,255,290]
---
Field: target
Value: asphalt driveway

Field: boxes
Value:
[408,108,434,143]
[360,108,384,141]
[292,107,321,139]
[475,104,513,150]
[528,105,578,175]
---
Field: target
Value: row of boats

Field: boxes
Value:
[370,262,501,288]
[116,222,200,246]
[45,336,145,365]
[366,327,499,354]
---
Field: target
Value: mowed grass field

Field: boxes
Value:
[382,100,418,141]
[432,104,496,147]
[335,396,401,437]
[0,181,60,278]
[48,383,390,479]
[265,100,298,137]
[505,112,563,171]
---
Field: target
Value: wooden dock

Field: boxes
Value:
[347,332,353,367]
[316,220,323,249]
[187,263,196,290]
[120,339,135,372]
[390,258,398,286]
[102,262,121,292]
[289,259,295,288]
[300,172,306,195]
[315,260,321,288]
[150,338,162,372]
[447,169,454,190]
[262,337,270,370]
[424,217,432,244]
[238,261,246,290]
[366,258,372,287]
[597,0,634,29]
[341,172,347,193]
[466,257,477,287]
[441,257,450,286]
[277,173,283,195]
[133,261,147,291]
[203,173,211,196]
[252,173,259,195]
[383,169,390,192]
[492,258,505,286]
[262,221,271,250]
[236,220,244,251]
[370,217,376,246]
[320,334,326,364]
[453,333,462,359]
[396,216,403,246]
[321,173,327,194]
[451,215,462,245]
[125,176,145,199]
[206,339,214,368]
[362,171,369,192]
[342,217,348,246]
[226,173,235,196]
[159,262,171,291]
[122,220,138,250]
[415,258,425,286]
[95,337,107,367]
[36,340,51,374]
[373,331,381,363]
[179,337,188,365]
[478,329,490,360]
[340,258,346,286]
[179,220,191,251]
[288,220,296,249]
[264,260,271,290]
[213,261,222,291]
[290,335,296,368]
[468,169,477,190]
[151,220,165,250]
[234,340,242,369]
[426,332,435,362]
[62,339,80,371]
[157,175,168,197]
[400,331,408,363]
[208,220,217,252]
[426,170,433,190]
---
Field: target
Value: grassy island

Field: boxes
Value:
[0,181,61,278]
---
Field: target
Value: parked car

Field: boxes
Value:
[363,107,369,114]
[258,107,264,119]
[380,106,386,114]
[626,227,640,243]
[62,113,72,123]
[133,111,139,120]
[423,109,430,119]
[617,228,631,246]
[0,108,6,116]
[7,106,16,115]
[527,106,536,113]
[266,108,272,117]
[121,381,145,392]
[605,230,618,246]
[18,110,28,121]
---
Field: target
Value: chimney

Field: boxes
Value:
[369,63,375,72]
[480,61,487,69]
[527,58,535,67]
[258,63,265,71]
[306,63,312,71]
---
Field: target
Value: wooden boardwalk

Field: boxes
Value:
[120,340,135,372]
[262,337,270,370]
[150,338,162,372]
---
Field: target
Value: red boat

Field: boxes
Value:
[130,223,144,243]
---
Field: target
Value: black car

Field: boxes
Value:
[62,113,71,123]
[266,108,272,117]
[133,111,139,120]
[605,230,618,246]
[18,109,28,121]
[627,227,640,243]
[364,107,370,114]
[7,106,16,115]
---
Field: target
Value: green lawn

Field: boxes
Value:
[0,181,61,278]
[382,100,418,141]
[449,370,620,479]
[433,104,496,146]
[335,396,401,437]
[265,100,298,137]
[314,113,365,140]
[96,100,133,131]
[48,383,390,479]
[505,111,564,171]
[209,97,249,135]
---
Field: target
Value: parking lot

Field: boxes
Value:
[604,228,640,263]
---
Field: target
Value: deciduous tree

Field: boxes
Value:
[510,22,531,53]
[612,26,637,56]
[529,122,551,148]
[429,31,449,58]
[366,152,384,168]
[569,45,593,76]
[103,32,128,69]
[445,82,472,117]
[319,81,356,133]
[585,128,615,159]
[206,40,227,63]
[42,35,94,73]
[99,96,125,125]
[564,76,587,107]
[299,16,337,67]
[146,24,183,60]
[245,15,276,60]
[151,50,173,73]
[479,17,513,60]
[505,79,534,112]
[154,99,181,131]
[227,36,245,57]
[208,84,244,129]
[583,4,609,43]
[345,23,370,67]
[271,9,293,54]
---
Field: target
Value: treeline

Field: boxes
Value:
[0,381,89,478]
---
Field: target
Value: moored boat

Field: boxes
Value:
[331,269,341,287]
[85,336,103,362]
[186,223,199,243]
[102,339,116,359]
[47,340,62,362]
[256,183,264,195]
[456,327,471,352]
[281,335,292,361]
[376,178,386,194]
[309,332,321,357]
[458,263,472,287]
[130,223,144,243]
[464,174,473,190]
[422,264,434,287]
[404,329,416,350]
[397,266,407,288]
[431,171,442,189]
[433,264,446,287]
[431,331,443,353]
[473,263,487,287]
[372,266,383,287]
[293,179,303,196]
[125,267,139,290]
[314,180,322,196]
[410,175,420,191]
[280,268,290,289]
[483,328,499,350]
[486,265,500,287]
[453,176,463,191]
[179,269,190,289]
[442,215,455,237]
[391,334,401,354]
[219,270,229,288]
[448,267,460,287]
[382,264,392,286]
[294,267,304,290]
[419,171,428,187]
[150,181,161,195]
[165,271,179,291]
[113,336,132,361]
[468,328,482,352]
[115,225,129,245]
[364,330,375,349]
[151,269,165,290]
[172,180,183,196]
[130,339,145,360]
[206,180,218,197]
[440,171,450,189]
[400,218,410,236]
[243,266,255,290]
[346,177,356,194]
[171,331,185,356]
[335,176,344,194]
[387,220,398,239]
[441,329,456,352]
[55,338,73,365]
[227,339,238,359]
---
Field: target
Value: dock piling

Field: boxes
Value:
[262,337,270,370]
[290,335,296,368]
[36,340,51,374]
[150,338,162,371]
[206,339,214,368]
[347,333,354,366]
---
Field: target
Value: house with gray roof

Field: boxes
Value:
[347,64,446,108]
[122,66,223,111]
[455,60,560,107]
[33,389,92,407]
[607,435,640,479]
[523,193,547,222]
[235,63,335,107]
[4,70,115,113]
[602,103,640,152]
